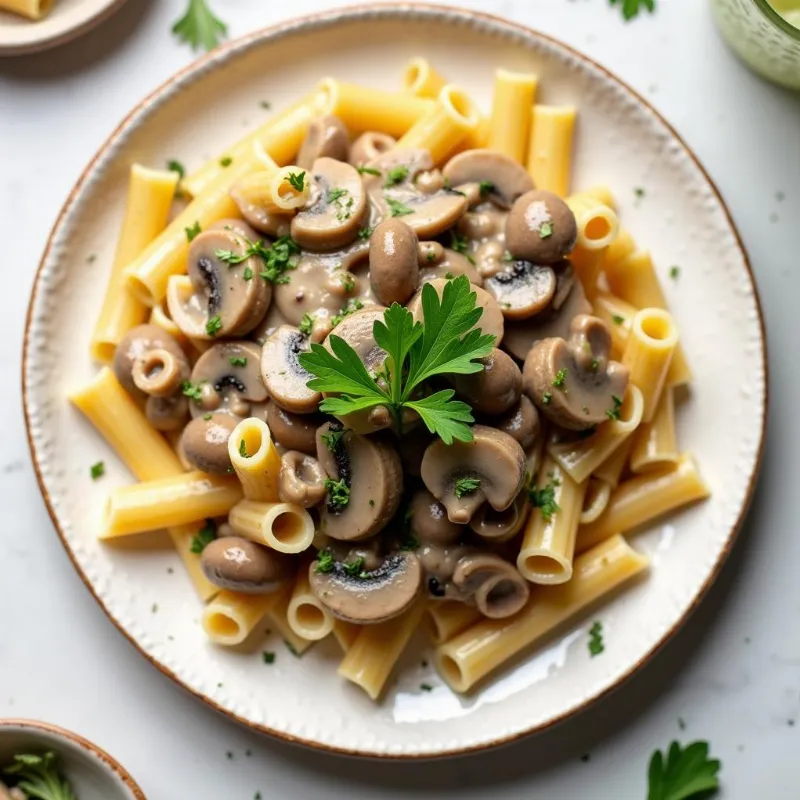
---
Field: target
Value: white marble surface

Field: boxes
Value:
[0,0,797,797]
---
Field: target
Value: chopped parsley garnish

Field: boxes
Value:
[358,226,374,240]
[588,621,604,656]
[634,186,646,200]
[454,476,481,498]
[647,740,721,800]
[478,180,494,196]
[343,556,367,578]
[172,0,227,51]
[541,391,552,405]
[181,380,205,403]
[190,518,217,553]
[552,368,568,390]
[167,159,186,179]
[357,166,382,176]
[449,231,476,265]
[420,683,434,692]
[612,314,625,325]
[606,394,624,421]
[206,315,222,336]
[669,265,681,280]
[611,0,656,22]
[384,166,409,187]
[326,187,348,203]
[528,477,561,523]
[185,220,201,241]
[315,549,335,574]
[216,235,300,285]
[219,156,232,167]
[203,413,212,420]
[327,188,354,220]
[239,439,249,458]
[229,356,247,367]
[260,101,271,109]
[386,197,414,217]
[330,298,364,328]
[502,250,514,262]
[591,358,600,372]
[90,461,105,480]
[286,171,306,191]
[444,271,454,279]
[341,272,355,293]
[321,428,345,452]
[324,477,351,510]
[262,651,275,664]
[242,266,253,280]
[298,313,314,337]
[538,221,553,239]
[399,531,420,551]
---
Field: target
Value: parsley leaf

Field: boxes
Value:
[167,159,186,179]
[299,313,314,337]
[190,519,217,554]
[384,166,409,187]
[262,651,275,664]
[172,0,227,52]
[606,394,624,421]
[239,439,249,458]
[219,156,232,167]
[588,621,604,657]
[478,180,494,196]
[330,298,363,328]
[206,315,222,336]
[647,741,721,800]
[182,380,205,403]
[90,461,105,480]
[528,477,561,523]
[552,368,568,390]
[185,221,201,242]
[357,166,382,176]
[612,314,626,325]
[358,226,374,240]
[669,265,681,280]
[286,171,306,191]
[343,556,366,578]
[324,477,351,510]
[454,477,481,498]
[541,391,552,405]
[321,428,345,452]
[315,549,335,574]
[216,235,300,285]
[229,356,247,367]
[3,751,77,800]
[449,231,476,265]
[610,0,656,22]
[386,197,414,217]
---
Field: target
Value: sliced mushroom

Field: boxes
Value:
[181,412,239,474]
[297,115,350,171]
[455,202,509,280]
[315,422,403,541]
[209,218,263,240]
[167,229,271,340]
[291,157,367,251]
[523,314,630,430]
[131,346,191,398]
[278,450,327,507]
[146,394,189,432]
[451,553,529,618]
[420,425,526,524]
[502,272,592,361]
[349,131,396,167]
[308,551,422,624]
[419,248,484,286]
[228,186,294,238]
[396,424,434,477]
[201,535,296,593]
[506,189,578,264]
[492,395,541,451]
[443,149,534,210]
[469,491,530,542]
[261,325,321,414]
[484,259,557,320]
[113,324,187,400]
[449,348,522,416]
[410,489,463,546]
[266,400,320,455]
[250,301,290,346]
[362,149,468,239]
[188,341,266,419]
[369,218,420,306]
[326,537,384,572]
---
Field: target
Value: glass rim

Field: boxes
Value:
[753,0,800,41]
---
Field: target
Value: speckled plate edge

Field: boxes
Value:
[21,3,769,759]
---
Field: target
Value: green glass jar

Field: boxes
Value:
[711,0,800,89]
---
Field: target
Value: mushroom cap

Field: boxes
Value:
[420,425,526,524]
[442,149,534,210]
[469,491,530,542]
[113,323,187,400]
[168,229,271,339]
[407,278,505,345]
[348,131,396,167]
[506,190,578,265]
[419,248,484,287]
[363,149,468,239]
[226,180,294,236]
[181,412,239,474]
[502,270,592,361]
[492,395,541,451]
[261,325,321,414]
[308,552,422,624]
[266,400,320,455]
[209,218,262,240]
[484,259,557,320]
[297,114,350,171]
[146,394,189,432]
[449,347,522,416]
[188,341,266,419]
[451,553,530,619]
[201,535,296,594]
[410,489,464,546]
[522,314,630,430]
[315,423,403,541]
[368,218,420,306]
[278,450,327,507]
[291,157,367,251]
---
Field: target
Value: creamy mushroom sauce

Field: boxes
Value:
[112,125,632,627]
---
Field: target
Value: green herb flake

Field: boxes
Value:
[190,518,217,554]
[343,556,366,578]
[384,166,410,187]
[357,166,381,176]
[3,750,77,798]
[299,313,315,337]
[185,220,202,242]
[386,197,414,217]
[450,231,476,265]
[239,439,249,458]
[171,0,228,52]
[260,101,271,110]
[669,265,681,280]
[242,266,254,280]
[315,549,335,574]
[90,461,105,480]
[552,368,568,390]
[262,651,276,664]
[206,315,222,336]
[420,683,434,692]
[542,391,552,405]
[219,156,232,167]
[151,603,158,613]
[203,413,212,420]
[634,186,646,199]
[330,298,364,328]
[528,478,561,523]
[591,358,600,372]
[181,380,205,403]
[341,272,355,293]
[612,314,625,325]
[358,226,374,241]
[321,428,345,452]
[478,180,494,196]
[229,356,247,367]
[454,476,481,498]
[325,477,351,510]
[588,620,604,656]
[167,159,186,179]
[647,740,721,800]
[286,171,306,191]
[606,394,624,421]
[538,221,554,239]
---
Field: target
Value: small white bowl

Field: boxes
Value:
[0,720,145,800]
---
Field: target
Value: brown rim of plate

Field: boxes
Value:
[0,718,146,798]
[21,3,769,760]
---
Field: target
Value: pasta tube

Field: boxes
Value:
[604,227,637,269]
[228,418,282,502]
[287,565,335,641]
[202,589,276,646]
[338,597,426,700]
[437,535,649,692]
[149,301,190,350]
[577,454,711,552]
[593,438,633,489]
[332,619,362,652]
[263,584,315,656]
[629,387,680,473]
[548,385,644,484]
[565,192,619,251]
[91,165,178,363]
[570,244,607,300]
[487,69,537,164]
[402,57,447,98]
[228,499,314,554]
[426,600,482,645]
[526,105,576,197]
[622,308,679,423]
[231,165,311,215]
[462,115,491,150]
[517,456,588,585]
[1,0,53,18]
[592,291,638,357]
[579,478,612,525]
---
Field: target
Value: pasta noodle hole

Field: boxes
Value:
[522,554,566,579]
[584,216,613,242]
[271,511,306,546]
[296,603,326,632]
[206,613,240,639]
[438,654,465,691]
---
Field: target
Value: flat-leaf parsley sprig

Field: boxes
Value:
[172,0,227,52]
[298,275,495,444]
[647,740,721,800]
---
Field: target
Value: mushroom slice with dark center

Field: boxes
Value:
[420,425,526,524]
[449,347,522,416]
[315,422,403,541]
[297,115,350,171]
[523,314,630,430]
[261,325,321,414]
[167,229,271,340]
[201,535,296,594]
[113,323,188,401]
[469,491,530,542]
[308,551,422,624]
[291,157,367,251]
[443,149,534,210]
[484,260,557,320]
[362,149,468,239]
[506,189,578,265]
[278,450,327,507]
[493,395,541,451]
[419,248,484,287]
[188,341,266,419]
[349,131,397,167]
[451,553,530,619]
[181,412,239,474]
[266,400,321,455]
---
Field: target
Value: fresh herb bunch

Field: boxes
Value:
[610,0,655,22]
[299,275,495,444]
[647,741,721,800]
[3,751,77,800]
[172,0,227,52]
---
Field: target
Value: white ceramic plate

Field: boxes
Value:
[0,0,128,56]
[23,5,767,758]
[0,720,144,798]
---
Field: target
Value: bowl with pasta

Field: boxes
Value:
[23,5,767,757]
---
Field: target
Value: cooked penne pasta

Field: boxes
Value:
[90,165,178,364]
[593,438,633,489]
[622,308,679,423]
[402,57,447,98]
[548,385,644,484]
[487,69,537,164]
[426,600,482,645]
[437,535,649,692]
[287,564,335,641]
[570,243,607,300]
[1,0,53,18]
[149,301,190,350]
[577,454,710,552]
[339,598,426,700]
[332,619,362,652]
[566,192,619,251]
[228,418,282,502]
[577,185,617,211]
[262,584,315,656]
[579,478,612,525]
[604,227,637,269]
[592,291,638,356]
[202,589,277,646]
[526,105,577,197]
[517,456,588,585]
[228,499,314,554]
[629,387,680,473]
[167,522,220,602]
[231,165,311,216]
[462,115,491,150]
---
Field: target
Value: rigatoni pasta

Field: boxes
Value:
[487,69,537,164]
[526,104,576,197]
